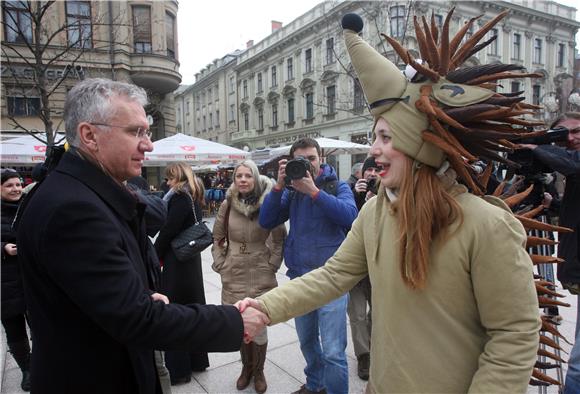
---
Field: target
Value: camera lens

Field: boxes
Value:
[285,157,310,180]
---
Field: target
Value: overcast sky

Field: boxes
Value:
[176,0,580,86]
[177,0,325,85]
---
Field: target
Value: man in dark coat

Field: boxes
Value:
[16,78,268,394]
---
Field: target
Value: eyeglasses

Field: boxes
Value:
[91,123,152,140]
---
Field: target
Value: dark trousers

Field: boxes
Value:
[1,313,29,344]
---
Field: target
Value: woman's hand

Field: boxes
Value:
[4,243,17,256]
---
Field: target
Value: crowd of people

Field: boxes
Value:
[1,8,580,394]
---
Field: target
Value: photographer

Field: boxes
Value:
[352,157,380,211]
[521,112,580,394]
[258,138,357,394]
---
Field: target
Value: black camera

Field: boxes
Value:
[285,156,312,181]
[367,178,378,194]
[509,126,570,175]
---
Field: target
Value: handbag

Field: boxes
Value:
[170,194,213,262]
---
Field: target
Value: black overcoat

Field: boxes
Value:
[17,152,243,394]
[1,199,26,318]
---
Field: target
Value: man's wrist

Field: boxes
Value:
[310,188,320,199]
[273,183,284,192]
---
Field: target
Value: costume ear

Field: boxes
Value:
[77,122,99,151]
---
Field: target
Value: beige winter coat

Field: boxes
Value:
[212,175,286,305]
[258,184,540,393]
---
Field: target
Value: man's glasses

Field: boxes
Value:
[91,123,152,140]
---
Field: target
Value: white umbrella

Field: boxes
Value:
[268,137,370,159]
[0,133,65,165]
[144,133,249,166]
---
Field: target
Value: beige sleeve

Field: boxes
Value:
[266,223,287,270]
[211,200,229,273]
[258,210,369,324]
[468,210,541,393]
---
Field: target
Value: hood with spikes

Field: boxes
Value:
[342,9,543,195]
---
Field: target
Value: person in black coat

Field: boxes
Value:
[15,78,268,394]
[1,169,31,391]
[154,162,209,385]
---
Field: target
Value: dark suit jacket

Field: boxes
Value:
[17,152,243,394]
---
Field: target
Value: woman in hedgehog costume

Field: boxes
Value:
[238,9,556,393]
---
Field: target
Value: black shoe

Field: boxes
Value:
[170,375,191,386]
[21,370,31,392]
[291,384,327,394]
[357,353,370,380]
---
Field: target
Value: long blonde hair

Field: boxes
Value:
[393,160,463,289]
[165,163,205,205]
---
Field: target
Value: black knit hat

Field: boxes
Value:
[361,157,379,176]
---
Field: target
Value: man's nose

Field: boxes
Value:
[140,138,154,153]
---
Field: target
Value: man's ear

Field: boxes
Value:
[77,122,98,152]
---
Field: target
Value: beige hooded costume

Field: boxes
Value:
[253,8,566,393]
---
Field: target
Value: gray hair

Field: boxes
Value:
[351,162,363,176]
[234,160,264,196]
[64,78,148,147]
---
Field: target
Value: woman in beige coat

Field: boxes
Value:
[212,160,286,394]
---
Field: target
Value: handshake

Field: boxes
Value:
[234,298,270,344]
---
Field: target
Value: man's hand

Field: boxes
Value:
[239,306,270,344]
[151,292,169,304]
[276,159,288,190]
[235,297,265,313]
[519,143,537,150]
[291,171,319,197]
[354,178,368,193]
[3,243,17,256]
[541,192,553,208]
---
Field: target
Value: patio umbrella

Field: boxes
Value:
[0,133,65,165]
[144,133,249,166]
[268,137,370,159]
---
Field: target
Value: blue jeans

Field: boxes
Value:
[294,294,348,394]
[564,295,580,393]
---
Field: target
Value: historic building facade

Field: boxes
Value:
[1,0,181,140]
[175,0,579,177]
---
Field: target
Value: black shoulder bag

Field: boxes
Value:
[170,194,213,262]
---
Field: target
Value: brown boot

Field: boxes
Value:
[236,343,254,390]
[254,342,268,394]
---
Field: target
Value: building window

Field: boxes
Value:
[203,115,207,130]
[272,104,278,127]
[257,73,263,93]
[271,66,277,87]
[215,110,220,127]
[305,48,312,73]
[244,112,249,130]
[287,58,293,80]
[306,92,314,119]
[133,6,152,53]
[488,28,498,56]
[513,33,521,60]
[326,38,334,64]
[66,1,92,49]
[557,43,565,67]
[243,80,248,98]
[209,113,213,128]
[326,85,336,114]
[7,96,40,116]
[208,88,212,103]
[288,98,295,123]
[165,12,176,58]
[390,5,406,37]
[258,108,264,130]
[3,1,33,43]
[353,79,365,111]
[533,38,542,64]
[511,81,520,93]
[230,104,235,121]
[533,84,541,106]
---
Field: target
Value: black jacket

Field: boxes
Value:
[1,198,26,319]
[533,145,580,283]
[17,152,243,394]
